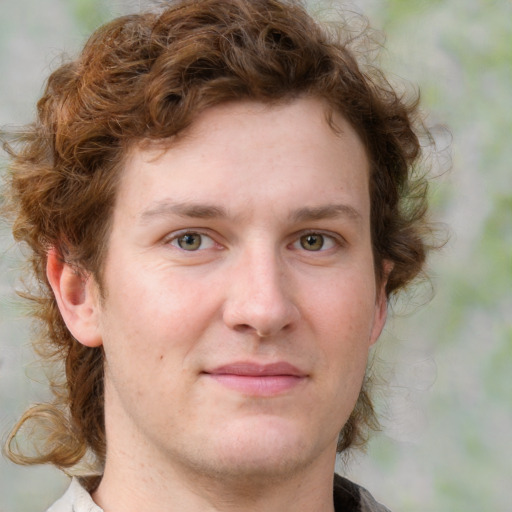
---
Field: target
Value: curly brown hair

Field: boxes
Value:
[3,0,432,476]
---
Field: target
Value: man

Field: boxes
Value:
[4,0,431,510]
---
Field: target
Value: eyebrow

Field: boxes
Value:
[139,200,362,224]
[139,200,228,223]
[290,204,363,224]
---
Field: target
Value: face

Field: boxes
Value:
[83,98,388,481]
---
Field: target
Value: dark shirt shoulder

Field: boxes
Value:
[333,473,392,512]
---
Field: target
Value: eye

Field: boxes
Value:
[170,232,215,251]
[294,233,338,252]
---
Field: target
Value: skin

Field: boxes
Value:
[48,97,390,512]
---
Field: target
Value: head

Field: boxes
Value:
[4,0,429,477]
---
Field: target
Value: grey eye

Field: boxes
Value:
[299,234,324,251]
[176,233,203,251]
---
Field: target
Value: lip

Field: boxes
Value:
[203,362,308,396]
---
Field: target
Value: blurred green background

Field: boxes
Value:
[0,1,511,511]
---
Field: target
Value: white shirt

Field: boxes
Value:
[46,479,102,512]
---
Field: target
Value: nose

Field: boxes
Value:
[222,247,300,338]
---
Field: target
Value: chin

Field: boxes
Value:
[190,417,330,481]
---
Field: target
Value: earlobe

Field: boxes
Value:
[46,248,103,347]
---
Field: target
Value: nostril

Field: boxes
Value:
[233,324,254,334]
[232,323,290,338]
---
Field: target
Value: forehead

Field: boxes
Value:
[117,97,370,223]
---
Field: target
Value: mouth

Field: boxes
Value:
[203,362,308,396]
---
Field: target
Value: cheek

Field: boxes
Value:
[99,265,220,369]
[306,272,377,342]
[302,284,375,439]
[303,270,377,389]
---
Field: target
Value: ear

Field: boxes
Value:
[46,248,103,347]
[369,260,394,346]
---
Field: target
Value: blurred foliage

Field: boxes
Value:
[68,0,111,33]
